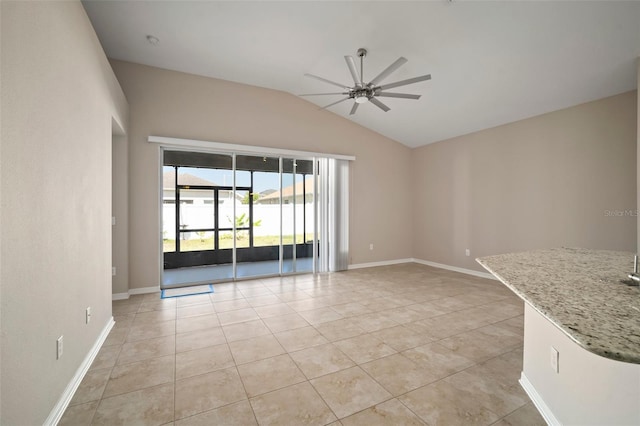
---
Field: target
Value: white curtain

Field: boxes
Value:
[317,158,350,272]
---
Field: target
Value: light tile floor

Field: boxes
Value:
[60,263,546,425]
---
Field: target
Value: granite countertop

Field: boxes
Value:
[477,247,640,364]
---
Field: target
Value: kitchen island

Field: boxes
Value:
[477,248,640,425]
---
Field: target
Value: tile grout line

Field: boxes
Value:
[223,292,261,426]
[172,298,178,424]
[87,301,137,425]
[62,265,536,425]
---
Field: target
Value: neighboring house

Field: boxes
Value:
[257,177,315,204]
[259,189,277,198]
[163,170,242,205]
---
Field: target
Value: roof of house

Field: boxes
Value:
[260,189,277,197]
[258,177,314,202]
[163,171,216,188]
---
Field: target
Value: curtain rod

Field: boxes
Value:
[148,136,356,161]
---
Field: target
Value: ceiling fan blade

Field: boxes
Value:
[369,57,408,86]
[320,97,350,110]
[376,92,421,100]
[369,97,390,112]
[378,74,431,91]
[344,56,360,86]
[304,73,350,90]
[349,102,359,115]
[299,92,348,96]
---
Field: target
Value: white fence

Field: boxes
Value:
[163,204,315,240]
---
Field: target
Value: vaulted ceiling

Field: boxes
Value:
[83,1,640,148]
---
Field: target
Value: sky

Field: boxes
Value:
[165,166,305,193]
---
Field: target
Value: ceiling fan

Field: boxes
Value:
[300,48,431,115]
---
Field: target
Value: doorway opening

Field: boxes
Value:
[161,150,317,288]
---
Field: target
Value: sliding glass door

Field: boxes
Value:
[281,158,315,274]
[234,154,281,278]
[161,150,318,287]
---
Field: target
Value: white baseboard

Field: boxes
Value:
[348,258,413,270]
[519,372,559,426]
[112,286,160,300]
[44,317,115,426]
[347,257,497,280]
[412,258,497,280]
[111,292,130,301]
[129,286,160,295]
[116,260,493,293]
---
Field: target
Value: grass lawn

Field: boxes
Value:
[164,234,314,252]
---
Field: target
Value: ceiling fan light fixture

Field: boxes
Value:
[354,93,369,104]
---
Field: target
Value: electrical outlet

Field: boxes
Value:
[550,346,559,373]
[369,243,374,250]
[86,307,91,324]
[465,248,471,257]
[111,216,116,226]
[112,267,116,276]
[57,336,64,360]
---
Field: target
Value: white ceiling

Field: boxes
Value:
[83,1,640,148]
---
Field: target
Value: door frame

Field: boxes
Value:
[158,145,331,287]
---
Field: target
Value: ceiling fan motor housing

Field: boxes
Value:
[352,85,374,103]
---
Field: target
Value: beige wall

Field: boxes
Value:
[112,59,636,289]
[110,60,414,290]
[413,91,637,272]
[637,59,640,253]
[112,129,129,296]
[1,2,128,424]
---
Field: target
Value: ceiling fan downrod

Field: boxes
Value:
[357,48,367,86]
